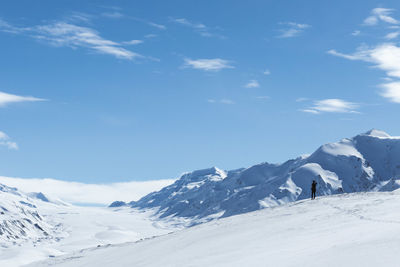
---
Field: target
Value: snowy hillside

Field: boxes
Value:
[0,186,180,267]
[113,129,400,222]
[0,184,56,247]
[30,191,400,267]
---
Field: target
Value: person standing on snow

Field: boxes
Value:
[311,180,317,200]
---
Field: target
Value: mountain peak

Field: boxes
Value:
[362,129,391,138]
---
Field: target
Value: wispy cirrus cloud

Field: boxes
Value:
[183,58,234,71]
[34,22,140,60]
[101,11,124,19]
[0,131,18,150]
[385,31,400,39]
[244,80,260,88]
[0,18,140,60]
[302,99,359,114]
[171,17,223,38]
[147,21,166,30]
[364,8,399,26]
[277,22,310,38]
[0,91,45,107]
[122,39,143,45]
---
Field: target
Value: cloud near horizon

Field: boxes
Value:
[0,176,175,205]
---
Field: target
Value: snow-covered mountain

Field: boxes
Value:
[0,184,56,247]
[112,129,400,222]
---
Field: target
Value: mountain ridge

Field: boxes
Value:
[111,129,400,223]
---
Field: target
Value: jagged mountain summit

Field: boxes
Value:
[111,129,400,222]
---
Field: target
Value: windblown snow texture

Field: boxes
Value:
[118,129,400,220]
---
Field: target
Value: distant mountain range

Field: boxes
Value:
[111,129,400,222]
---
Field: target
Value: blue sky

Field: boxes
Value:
[1,0,400,182]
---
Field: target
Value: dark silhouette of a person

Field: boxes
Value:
[311,180,317,200]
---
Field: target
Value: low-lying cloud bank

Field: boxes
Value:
[0,176,175,206]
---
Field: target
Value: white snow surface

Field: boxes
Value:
[124,130,400,222]
[0,184,181,267]
[28,191,400,267]
[4,129,400,266]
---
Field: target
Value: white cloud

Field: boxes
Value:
[0,91,45,107]
[364,8,399,26]
[0,131,18,150]
[328,44,400,77]
[66,12,93,24]
[183,58,234,71]
[352,30,361,36]
[263,69,271,75]
[256,96,269,100]
[34,22,140,60]
[122,39,143,45]
[147,22,166,30]
[173,18,205,29]
[302,99,359,114]
[0,176,175,205]
[130,17,166,30]
[278,22,310,38]
[0,19,139,60]
[244,80,260,88]
[171,17,222,38]
[328,43,400,102]
[385,31,400,39]
[380,82,400,103]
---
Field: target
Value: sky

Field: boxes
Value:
[1,0,400,183]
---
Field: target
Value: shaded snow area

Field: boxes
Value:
[29,191,400,267]
[0,184,180,267]
[114,130,400,224]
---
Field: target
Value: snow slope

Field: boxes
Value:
[0,183,181,267]
[29,191,400,267]
[0,184,57,247]
[115,129,400,222]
